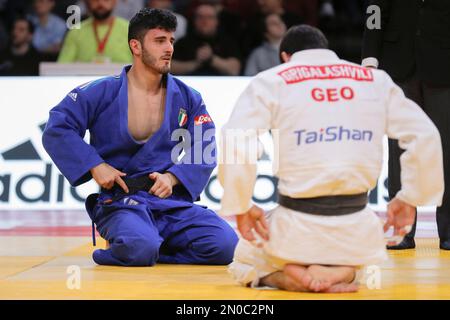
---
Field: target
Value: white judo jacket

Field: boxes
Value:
[219,49,444,216]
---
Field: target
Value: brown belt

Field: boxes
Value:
[277,192,368,216]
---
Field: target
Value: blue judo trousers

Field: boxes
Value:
[43,66,238,266]
[85,191,237,266]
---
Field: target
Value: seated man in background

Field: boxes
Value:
[28,0,67,57]
[58,0,132,63]
[219,25,444,293]
[113,0,145,21]
[171,3,241,76]
[0,17,42,76]
[244,13,286,76]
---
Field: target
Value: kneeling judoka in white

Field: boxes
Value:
[218,26,444,293]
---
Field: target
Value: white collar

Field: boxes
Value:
[291,49,339,62]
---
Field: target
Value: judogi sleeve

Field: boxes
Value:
[384,74,444,206]
[218,76,275,216]
[167,93,217,202]
[42,87,104,186]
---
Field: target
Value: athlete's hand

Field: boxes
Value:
[236,205,269,246]
[149,172,178,198]
[384,197,415,245]
[90,163,129,193]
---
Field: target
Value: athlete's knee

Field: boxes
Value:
[113,235,160,266]
[195,227,238,265]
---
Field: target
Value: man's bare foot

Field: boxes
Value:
[306,265,357,292]
[259,264,358,293]
[260,265,311,292]
[283,264,313,290]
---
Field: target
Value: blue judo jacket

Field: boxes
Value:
[42,65,217,214]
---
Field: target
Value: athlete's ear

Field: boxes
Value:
[129,39,142,56]
[280,51,292,63]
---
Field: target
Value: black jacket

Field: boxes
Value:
[362,0,450,86]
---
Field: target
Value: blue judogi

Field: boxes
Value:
[42,66,238,266]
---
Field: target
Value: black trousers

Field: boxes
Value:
[390,73,450,242]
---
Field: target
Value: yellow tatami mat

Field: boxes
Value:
[0,237,449,299]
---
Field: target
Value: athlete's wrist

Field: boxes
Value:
[164,172,179,187]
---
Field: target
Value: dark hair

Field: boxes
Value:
[128,8,177,44]
[13,16,35,34]
[279,25,328,62]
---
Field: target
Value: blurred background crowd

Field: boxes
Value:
[0,0,369,76]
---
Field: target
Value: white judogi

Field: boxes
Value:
[218,49,444,287]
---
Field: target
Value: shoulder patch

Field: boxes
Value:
[178,108,188,127]
[67,92,78,102]
[194,114,212,126]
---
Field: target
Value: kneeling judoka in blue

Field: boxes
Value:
[42,8,238,266]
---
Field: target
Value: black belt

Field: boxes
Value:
[278,193,368,216]
[101,174,155,202]
[90,175,155,247]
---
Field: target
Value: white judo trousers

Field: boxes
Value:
[218,49,444,287]
[229,205,386,287]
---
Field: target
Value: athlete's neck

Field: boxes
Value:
[128,64,164,94]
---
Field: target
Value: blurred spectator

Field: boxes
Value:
[0,20,8,52]
[75,0,145,20]
[320,0,365,28]
[319,0,335,20]
[171,3,241,76]
[195,0,242,41]
[220,0,258,21]
[284,0,319,26]
[28,0,67,55]
[172,0,190,14]
[53,0,83,20]
[244,13,285,76]
[256,0,302,28]
[58,0,132,63]
[340,0,365,27]
[73,0,91,19]
[114,0,144,20]
[0,0,6,21]
[0,0,29,31]
[0,17,41,76]
[242,0,302,59]
[319,0,366,63]
[147,0,187,41]
[183,0,254,22]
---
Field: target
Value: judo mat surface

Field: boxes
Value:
[0,210,449,300]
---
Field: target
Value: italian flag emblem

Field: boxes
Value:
[178,108,188,127]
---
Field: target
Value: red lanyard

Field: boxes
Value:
[93,18,115,54]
